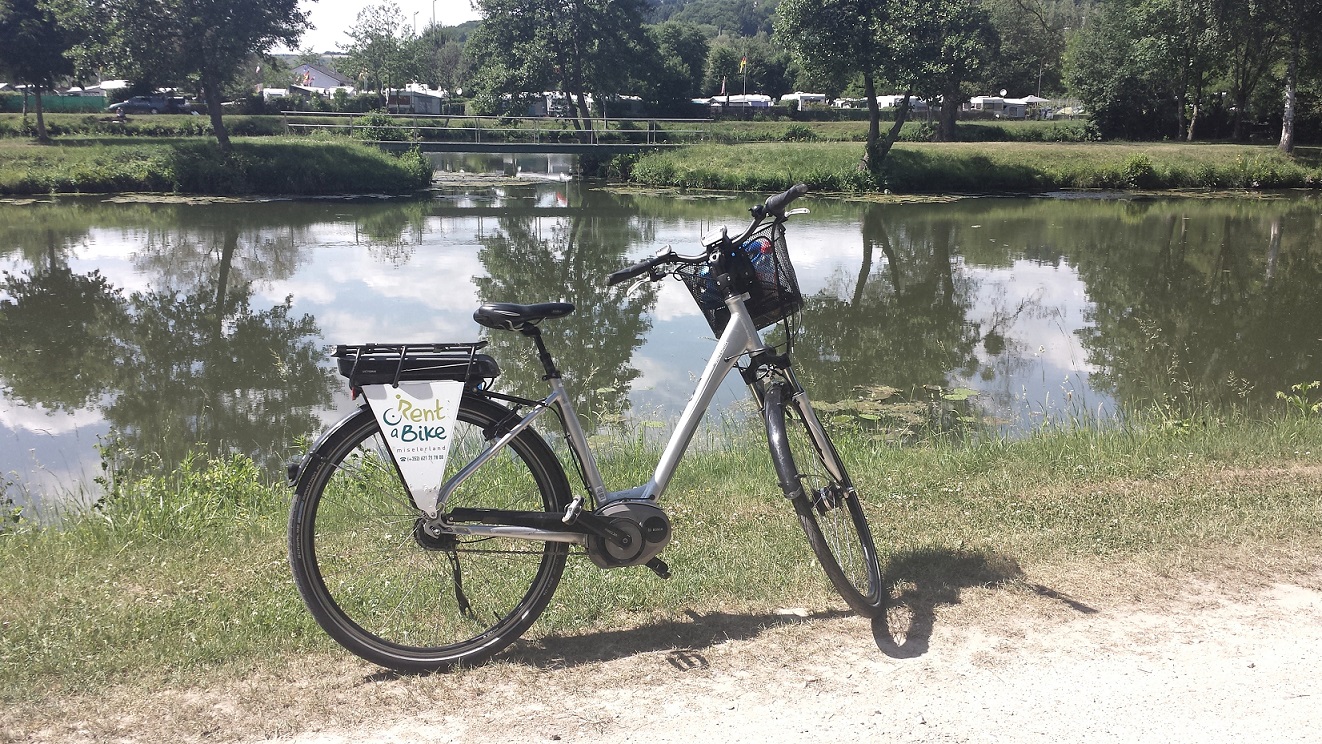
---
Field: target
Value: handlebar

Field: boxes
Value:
[605,184,810,287]
[757,183,810,220]
[606,252,673,286]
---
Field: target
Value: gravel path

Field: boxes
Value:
[8,568,1320,743]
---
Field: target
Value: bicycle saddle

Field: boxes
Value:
[473,302,575,332]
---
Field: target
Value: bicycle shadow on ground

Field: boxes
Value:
[500,607,854,672]
[871,545,1096,659]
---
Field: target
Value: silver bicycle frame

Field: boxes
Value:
[427,290,775,537]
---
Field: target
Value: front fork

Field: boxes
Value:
[747,356,848,494]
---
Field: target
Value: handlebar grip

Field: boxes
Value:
[763,183,809,217]
[607,255,664,286]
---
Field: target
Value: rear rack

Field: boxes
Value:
[332,342,500,388]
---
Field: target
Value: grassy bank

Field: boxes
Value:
[622,141,1322,193]
[2,407,1320,702]
[0,112,285,139]
[0,136,432,196]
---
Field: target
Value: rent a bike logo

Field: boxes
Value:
[363,380,464,501]
[379,393,449,451]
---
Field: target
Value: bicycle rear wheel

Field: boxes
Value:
[764,382,885,617]
[288,394,572,672]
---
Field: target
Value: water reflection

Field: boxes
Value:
[474,189,657,420]
[1073,198,1322,416]
[2,182,1320,504]
[790,203,982,435]
[0,210,335,497]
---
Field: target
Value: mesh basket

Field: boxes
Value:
[675,221,803,335]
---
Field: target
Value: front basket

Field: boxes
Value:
[675,221,803,334]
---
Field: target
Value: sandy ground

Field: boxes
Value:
[8,563,1321,744]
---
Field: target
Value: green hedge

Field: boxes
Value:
[0,93,108,113]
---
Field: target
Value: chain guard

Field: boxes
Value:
[586,501,672,569]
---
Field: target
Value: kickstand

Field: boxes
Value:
[446,550,477,619]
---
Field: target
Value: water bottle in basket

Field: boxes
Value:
[743,236,775,276]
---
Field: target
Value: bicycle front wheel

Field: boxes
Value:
[764,382,885,617]
[288,394,573,672]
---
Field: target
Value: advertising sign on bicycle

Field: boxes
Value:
[361,380,465,507]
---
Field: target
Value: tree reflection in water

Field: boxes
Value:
[789,202,983,439]
[0,211,335,488]
[475,189,657,428]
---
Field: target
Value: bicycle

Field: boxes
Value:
[287,183,885,672]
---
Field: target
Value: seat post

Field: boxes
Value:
[522,326,561,380]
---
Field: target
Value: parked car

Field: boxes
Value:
[107,95,195,115]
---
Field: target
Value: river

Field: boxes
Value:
[2,156,1319,508]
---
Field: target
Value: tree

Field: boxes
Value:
[655,0,779,37]
[1272,0,1322,153]
[909,0,1000,142]
[776,0,895,170]
[338,2,421,103]
[74,0,308,153]
[0,0,77,143]
[777,0,996,165]
[980,0,1081,99]
[416,23,471,93]
[648,21,710,112]
[1213,0,1279,141]
[466,0,653,136]
[1064,0,1186,140]
[701,35,791,100]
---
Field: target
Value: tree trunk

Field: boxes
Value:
[1231,88,1249,141]
[935,83,960,142]
[862,72,882,171]
[202,74,232,154]
[1278,31,1299,154]
[33,84,49,143]
[573,91,592,140]
[884,96,913,155]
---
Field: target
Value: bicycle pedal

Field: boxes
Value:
[562,495,584,525]
[645,557,671,579]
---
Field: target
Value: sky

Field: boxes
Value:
[284,0,482,54]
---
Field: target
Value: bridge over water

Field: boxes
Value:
[283,111,713,154]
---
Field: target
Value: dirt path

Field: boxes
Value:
[9,564,1320,744]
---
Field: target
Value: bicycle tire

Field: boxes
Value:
[288,394,573,672]
[763,382,885,617]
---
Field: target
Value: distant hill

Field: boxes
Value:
[649,0,780,37]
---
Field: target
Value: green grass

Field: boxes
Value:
[0,136,432,195]
[3,406,1319,702]
[624,141,1322,193]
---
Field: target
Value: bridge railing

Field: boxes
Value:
[280,111,715,147]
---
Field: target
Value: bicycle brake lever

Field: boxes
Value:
[626,278,650,297]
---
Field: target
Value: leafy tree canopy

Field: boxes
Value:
[58,0,309,151]
[0,0,79,140]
